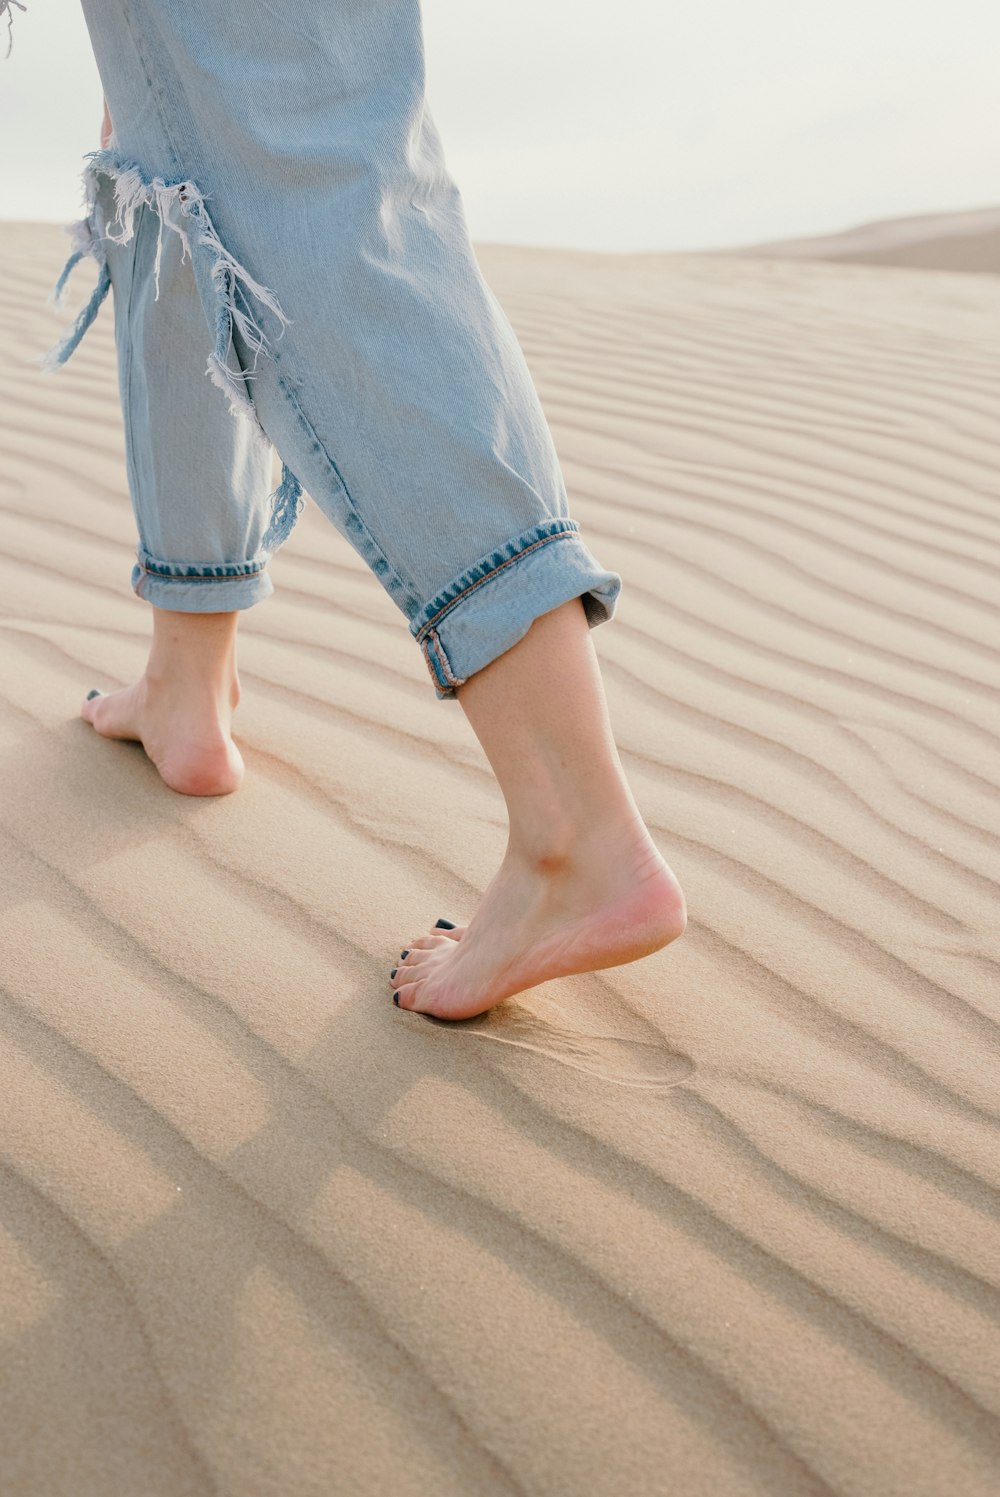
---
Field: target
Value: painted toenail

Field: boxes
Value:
[390,967,397,979]
[86,688,101,700]
[393,993,400,1007]
[400,949,409,959]
[434,919,456,929]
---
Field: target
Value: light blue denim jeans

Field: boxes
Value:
[44,0,622,697]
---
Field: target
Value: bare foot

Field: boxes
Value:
[391,830,685,1020]
[81,675,244,796]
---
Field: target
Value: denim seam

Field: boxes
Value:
[425,628,463,690]
[121,6,186,180]
[414,523,579,641]
[120,201,152,536]
[273,369,423,612]
[137,560,269,581]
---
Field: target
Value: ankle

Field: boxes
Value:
[506,803,660,882]
[500,827,685,947]
[146,609,240,701]
[141,661,240,717]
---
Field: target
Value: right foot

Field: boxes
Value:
[393,829,686,1020]
[81,675,244,796]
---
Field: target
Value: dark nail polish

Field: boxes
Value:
[393,993,400,1006]
[400,949,409,960]
[434,919,456,930]
[86,688,101,700]
[390,967,397,979]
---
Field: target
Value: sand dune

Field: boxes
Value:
[1,217,999,1496]
[727,203,1000,274]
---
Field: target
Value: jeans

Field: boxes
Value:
[48,0,622,698]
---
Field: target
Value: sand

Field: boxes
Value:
[1,211,998,1497]
[729,202,1000,275]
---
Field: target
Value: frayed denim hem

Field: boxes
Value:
[410,519,623,699]
[131,550,275,612]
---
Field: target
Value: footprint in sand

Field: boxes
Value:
[434,996,695,1091]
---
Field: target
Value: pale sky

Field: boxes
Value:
[2,0,998,252]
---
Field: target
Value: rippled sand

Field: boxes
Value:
[1,216,998,1496]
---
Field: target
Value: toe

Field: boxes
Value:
[407,933,456,952]
[432,919,465,941]
[401,946,437,968]
[392,947,432,989]
[394,979,422,1011]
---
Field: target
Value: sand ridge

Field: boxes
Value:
[725,201,1000,274]
[0,214,999,1495]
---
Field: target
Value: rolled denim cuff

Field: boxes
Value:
[131,549,274,612]
[411,519,622,699]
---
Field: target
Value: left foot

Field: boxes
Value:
[392,830,685,1020]
[81,674,243,796]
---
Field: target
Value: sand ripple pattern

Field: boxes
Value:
[0,221,998,1496]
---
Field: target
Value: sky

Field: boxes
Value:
[2,0,998,253]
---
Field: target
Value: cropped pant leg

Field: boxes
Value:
[51,0,622,698]
[89,170,278,612]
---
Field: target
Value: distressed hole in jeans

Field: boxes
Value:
[44,147,291,451]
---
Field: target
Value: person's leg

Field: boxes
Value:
[66,157,291,795]
[51,0,687,1008]
[390,597,685,1019]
